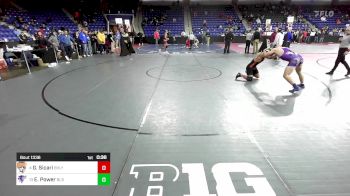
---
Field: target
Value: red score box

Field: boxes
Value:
[98,161,110,173]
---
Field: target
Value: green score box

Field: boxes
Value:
[98,174,110,186]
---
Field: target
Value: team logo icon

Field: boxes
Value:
[17,175,26,184]
[16,162,27,173]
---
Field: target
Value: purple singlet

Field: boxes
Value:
[280,48,303,67]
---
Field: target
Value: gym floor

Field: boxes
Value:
[1,42,350,196]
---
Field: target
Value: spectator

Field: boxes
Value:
[129,31,135,45]
[273,28,284,47]
[120,27,135,56]
[256,17,261,25]
[270,27,278,47]
[336,18,342,25]
[74,11,81,22]
[203,20,207,28]
[114,30,121,48]
[305,30,311,43]
[33,31,52,64]
[283,28,293,47]
[201,27,207,44]
[78,29,89,57]
[189,32,195,50]
[302,30,308,42]
[82,21,88,28]
[153,29,160,46]
[97,30,106,54]
[206,30,211,46]
[298,30,303,43]
[48,31,60,52]
[245,30,253,54]
[252,29,261,54]
[137,32,144,46]
[86,30,92,56]
[314,31,319,43]
[58,30,74,60]
[223,29,233,54]
[38,27,45,36]
[56,30,68,61]
[18,31,29,44]
[35,31,50,49]
[258,36,268,52]
[90,31,98,54]
[73,31,82,56]
[105,33,113,54]
[22,24,29,32]
[293,30,298,43]
[163,30,169,51]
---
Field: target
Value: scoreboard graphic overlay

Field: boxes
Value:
[16,153,110,186]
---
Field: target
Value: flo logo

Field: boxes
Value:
[129,163,276,196]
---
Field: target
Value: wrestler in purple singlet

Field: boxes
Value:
[280,48,304,67]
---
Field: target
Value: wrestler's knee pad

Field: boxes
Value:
[247,76,253,81]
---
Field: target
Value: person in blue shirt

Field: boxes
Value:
[283,29,293,48]
[86,30,92,56]
[114,30,121,49]
[58,30,74,60]
[78,29,88,57]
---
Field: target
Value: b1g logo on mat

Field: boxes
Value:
[129,163,276,196]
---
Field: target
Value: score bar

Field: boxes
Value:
[16,153,110,186]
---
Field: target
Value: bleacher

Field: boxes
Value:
[5,9,77,35]
[191,6,245,36]
[240,5,310,31]
[250,19,310,32]
[142,6,184,37]
[0,25,19,41]
[302,7,349,32]
[87,14,106,32]
[1,4,348,43]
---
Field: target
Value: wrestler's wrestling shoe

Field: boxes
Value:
[298,84,305,89]
[235,73,241,80]
[289,86,301,93]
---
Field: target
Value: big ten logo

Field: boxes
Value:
[314,10,334,18]
[129,163,276,196]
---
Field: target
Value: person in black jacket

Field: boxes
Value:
[32,31,53,64]
[258,36,268,52]
[252,29,261,54]
[90,31,98,54]
[224,28,234,54]
[120,27,135,56]
[326,27,350,76]
[137,32,144,46]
